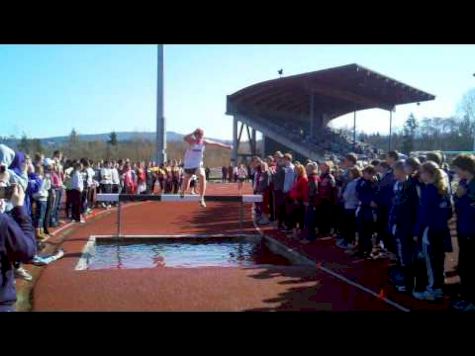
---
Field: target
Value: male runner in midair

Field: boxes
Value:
[180,128,232,207]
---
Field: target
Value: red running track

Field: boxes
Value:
[29,183,454,311]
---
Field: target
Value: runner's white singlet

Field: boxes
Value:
[184,141,205,169]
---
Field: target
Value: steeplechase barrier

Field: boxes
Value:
[96,194,263,237]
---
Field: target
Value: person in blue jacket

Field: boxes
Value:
[374,160,396,257]
[0,184,37,312]
[388,160,419,293]
[27,164,42,219]
[413,161,453,301]
[451,154,475,311]
[355,165,379,258]
[404,157,423,200]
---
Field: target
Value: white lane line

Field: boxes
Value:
[250,206,411,312]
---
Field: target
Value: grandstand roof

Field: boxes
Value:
[226,63,435,121]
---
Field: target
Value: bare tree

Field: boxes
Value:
[458,88,475,149]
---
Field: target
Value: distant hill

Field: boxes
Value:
[3,131,232,147]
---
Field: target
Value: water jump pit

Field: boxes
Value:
[75,234,304,271]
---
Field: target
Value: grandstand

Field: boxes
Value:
[226,63,435,162]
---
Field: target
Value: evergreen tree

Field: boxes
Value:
[108,131,118,146]
[69,128,79,146]
[30,139,44,154]
[18,133,30,153]
[401,114,418,154]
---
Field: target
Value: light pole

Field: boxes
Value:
[156,45,166,164]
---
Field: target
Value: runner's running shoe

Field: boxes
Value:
[15,267,33,282]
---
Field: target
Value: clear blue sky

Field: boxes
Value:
[1,45,474,140]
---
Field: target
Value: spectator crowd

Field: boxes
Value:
[1,139,475,312]
[1,142,211,311]
[241,149,475,311]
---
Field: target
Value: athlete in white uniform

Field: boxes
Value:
[180,128,232,207]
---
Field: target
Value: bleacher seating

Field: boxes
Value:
[250,115,381,161]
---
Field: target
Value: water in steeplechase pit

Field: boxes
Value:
[83,236,291,270]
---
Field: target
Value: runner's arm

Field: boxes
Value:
[203,139,232,149]
[184,132,196,145]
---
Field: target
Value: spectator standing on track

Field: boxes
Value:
[136,161,147,195]
[300,162,319,244]
[50,160,63,227]
[80,159,90,216]
[335,154,357,246]
[93,162,102,199]
[354,165,379,258]
[374,160,396,258]
[405,157,423,200]
[255,161,271,225]
[451,154,475,311]
[236,163,248,195]
[221,165,227,183]
[42,160,55,236]
[388,160,419,293]
[111,161,120,196]
[170,160,180,194]
[338,166,361,250]
[84,160,96,213]
[233,164,239,183]
[63,161,74,220]
[426,151,453,195]
[100,161,113,209]
[123,163,137,195]
[340,153,358,190]
[282,153,296,232]
[315,161,337,237]
[32,165,50,240]
[70,162,85,224]
[52,150,63,175]
[145,162,154,194]
[265,156,276,222]
[0,184,37,312]
[272,152,286,230]
[413,161,452,301]
[287,164,308,239]
[158,164,166,193]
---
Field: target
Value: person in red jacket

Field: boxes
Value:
[123,163,137,194]
[300,162,320,244]
[136,161,147,195]
[316,161,337,237]
[287,164,308,239]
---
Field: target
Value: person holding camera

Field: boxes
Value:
[0,184,37,312]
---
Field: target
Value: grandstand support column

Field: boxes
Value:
[353,111,356,150]
[309,93,324,138]
[232,116,238,162]
[156,44,166,164]
[388,109,393,151]
[252,128,256,155]
[309,91,315,138]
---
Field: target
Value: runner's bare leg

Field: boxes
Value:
[199,169,206,207]
[180,174,192,197]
